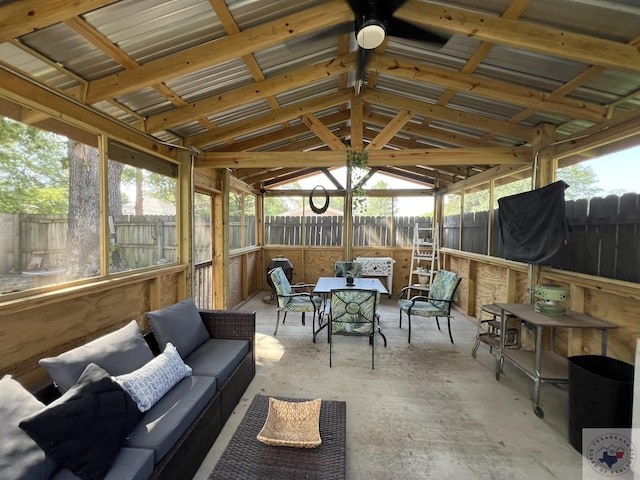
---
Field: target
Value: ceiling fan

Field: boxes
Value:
[346,0,450,94]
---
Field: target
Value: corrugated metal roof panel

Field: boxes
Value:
[228,0,326,30]
[275,78,341,107]
[254,35,339,77]
[385,36,477,71]
[481,44,589,85]
[375,75,445,103]
[0,42,81,90]
[171,120,209,139]
[164,58,254,103]
[93,100,139,125]
[208,98,272,127]
[19,24,120,81]
[521,0,640,41]
[83,0,223,64]
[447,91,528,122]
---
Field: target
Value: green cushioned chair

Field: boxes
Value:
[328,288,380,369]
[333,261,363,278]
[398,270,462,344]
[269,266,322,336]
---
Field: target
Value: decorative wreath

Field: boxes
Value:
[309,185,329,214]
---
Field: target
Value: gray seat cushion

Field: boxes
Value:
[124,375,217,462]
[51,447,154,480]
[185,339,249,386]
[39,320,154,393]
[146,298,210,358]
[0,375,58,480]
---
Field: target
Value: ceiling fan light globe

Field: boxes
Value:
[356,22,385,49]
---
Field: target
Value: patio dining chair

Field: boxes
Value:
[333,261,363,278]
[269,266,322,336]
[398,270,462,344]
[333,260,388,347]
[328,288,380,369]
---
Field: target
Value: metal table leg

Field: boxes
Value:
[533,325,544,418]
[495,308,506,381]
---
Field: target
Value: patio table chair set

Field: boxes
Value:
[269,264,462,368]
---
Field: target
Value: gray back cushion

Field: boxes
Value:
[0,375,58,480]
[39,320,154,393]
[146,298,210,358]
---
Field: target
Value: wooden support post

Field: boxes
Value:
[568,285,586,356]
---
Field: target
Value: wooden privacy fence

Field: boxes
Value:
[442,193,640,284]
[9,194,640,283]
[12,214,178,272]
[264,215,433,247]
[110,215,176,268]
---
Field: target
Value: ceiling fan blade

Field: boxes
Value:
[386,17,450,45]
[347,0,367,15]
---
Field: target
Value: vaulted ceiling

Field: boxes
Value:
[1,0,639,191]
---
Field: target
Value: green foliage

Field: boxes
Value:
[359,180,395,216]
[346,149,369,213]
[557,164,603,200]
[264,195,303,216]
[0,117,68,213]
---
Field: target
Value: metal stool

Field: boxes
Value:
[472,303,519,358]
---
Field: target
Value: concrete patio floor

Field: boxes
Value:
[194,291,583,480]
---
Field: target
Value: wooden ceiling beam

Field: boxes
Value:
[85,0,353,102]
[350,97,364,151]
[374,54,607,123]
[272,126,351,152]
[365,110,413,151]
[195,146,532,169]
[0,0,119,42]
[377,165,456,186]
[145,53,357,133]
[361,89,534,141]
[301,113,348,151]
[396,0,640,74]
[364,112,492,148]
[187,89,353,148]
[211,111,351,152]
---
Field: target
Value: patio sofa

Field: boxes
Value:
[1,299,255,480]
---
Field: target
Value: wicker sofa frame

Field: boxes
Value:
[150,309,256,480]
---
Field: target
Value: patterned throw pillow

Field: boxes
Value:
[114,343,192,412]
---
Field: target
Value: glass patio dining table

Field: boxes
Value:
[312,277,388,342]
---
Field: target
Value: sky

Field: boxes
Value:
[582,144,640,195]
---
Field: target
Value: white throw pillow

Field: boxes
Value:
[114,343,192,412]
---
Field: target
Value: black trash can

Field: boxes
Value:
[568,355,634,453]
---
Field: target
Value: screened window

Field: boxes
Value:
[462,184,490,254]
[108,140,178,271]
[553,142,640,283]
[442,193,461,249]
[0,115,100,295]
[229,189,257,251]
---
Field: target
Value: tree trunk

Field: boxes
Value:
[66,143,126,278]
[66,141,100,279]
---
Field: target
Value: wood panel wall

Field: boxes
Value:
[442,248,640,365]
[227,248,263,308]
[262,247,413,294]
[0,266,187,389]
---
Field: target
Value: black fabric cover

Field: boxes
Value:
[19,363,144,480]
[498,181,569,264]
